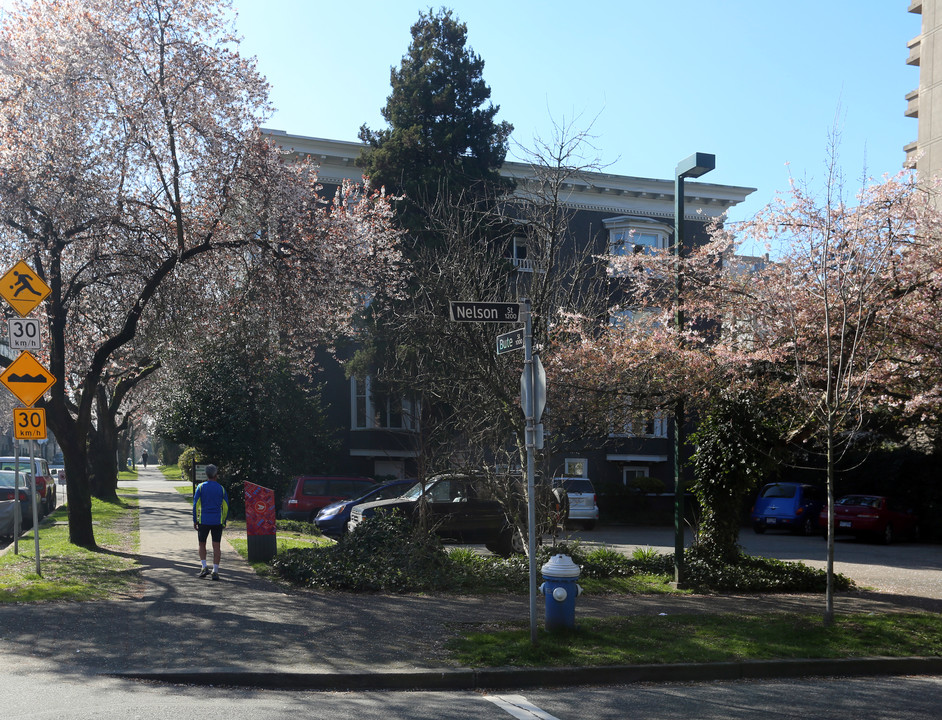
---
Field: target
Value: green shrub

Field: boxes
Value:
[270,511,452,592]
[268,519,854,595]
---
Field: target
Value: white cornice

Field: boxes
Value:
[262,128,756,221]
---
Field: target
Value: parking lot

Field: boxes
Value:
[562,524,942,600]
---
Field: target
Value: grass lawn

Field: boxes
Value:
[449,612,942,667]
[0,489,140,603]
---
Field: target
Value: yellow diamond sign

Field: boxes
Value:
[0,260,51,317]
[0,351,55,406]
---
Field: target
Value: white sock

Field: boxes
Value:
[201,560,207,569]
[212,564,219,573]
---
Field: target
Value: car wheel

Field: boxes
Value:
[753,523,765,534]
[882,523,894,545]
[801,517,815,536]
[486,528,519,558]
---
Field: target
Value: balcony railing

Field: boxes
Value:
[511,257,545,274]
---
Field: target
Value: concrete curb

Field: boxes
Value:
[111,656,942,691]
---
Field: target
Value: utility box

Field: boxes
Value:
[245,481,277,562]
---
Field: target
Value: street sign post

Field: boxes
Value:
[496,327,524,355]
[8,318,41,351]
[0,262,50,576]
[0,351,56,406]
[449,296,543,643]
[449,301,521,323]
[0,260,51,317]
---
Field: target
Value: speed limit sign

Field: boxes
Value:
[8,317,41,350]
[13,407,46,440]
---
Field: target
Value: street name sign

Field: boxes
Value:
[0,351,56,406]
[13,407,46,440]
[0,260,51,317]
[8,318,41,351]
[496,327,524,355]
[449,301,521,323]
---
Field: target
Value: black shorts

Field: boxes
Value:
[197,524,224,543]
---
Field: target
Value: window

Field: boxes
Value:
[511,236,542,273]
[611,229,664,255]
[604,217,672,277]
[565,458,587,477]
[622,467,649,484]
[351,377,419,431]
[610,406,667,438]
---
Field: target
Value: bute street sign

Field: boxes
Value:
[449,301,521,323]
[496,327,524,355]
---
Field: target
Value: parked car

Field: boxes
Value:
[280,475,377,522]
[0,457,56,517]
[0,470,36,538]
[553,477,598,530]
[348,473,519,557]
[314,479,417,538]
[818,494,920,544]
[751,482,824,535]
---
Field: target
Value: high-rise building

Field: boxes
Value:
[905,1,942,177]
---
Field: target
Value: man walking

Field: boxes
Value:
[193,464,229,580]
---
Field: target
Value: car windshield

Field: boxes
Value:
[373,482,417,501]
[561,479,594,494]
[761,484,796,499]
[0,461,30,473]
[838,495,881,507]
[402,481,428,501]
[0,471,30,488]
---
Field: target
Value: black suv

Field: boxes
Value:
[348,474,519,557]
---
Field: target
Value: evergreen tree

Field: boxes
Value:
[358,7,513,237]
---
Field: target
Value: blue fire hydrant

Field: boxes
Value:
[539,554,583,631]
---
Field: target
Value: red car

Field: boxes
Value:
[280,476,377,523]
[818,495,919,544]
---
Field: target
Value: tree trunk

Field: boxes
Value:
[824,416,835,626]
[57,431,97,549]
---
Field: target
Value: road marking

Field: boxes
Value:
[484,694,561,719]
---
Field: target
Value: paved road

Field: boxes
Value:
[5,668,942,719]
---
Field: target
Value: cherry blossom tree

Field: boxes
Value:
[551,152,942,622]
[0,0,403,548]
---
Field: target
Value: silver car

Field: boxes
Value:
[555,477,599,530]
[0,470,37,538]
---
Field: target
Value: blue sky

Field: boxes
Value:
[232,0,917,230]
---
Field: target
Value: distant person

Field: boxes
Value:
[141,450,148,468]
[192,464,229,580]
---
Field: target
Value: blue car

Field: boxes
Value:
[315,479,416,538]
[751,482,824,536]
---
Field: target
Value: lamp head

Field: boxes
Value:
[675,152,715,179]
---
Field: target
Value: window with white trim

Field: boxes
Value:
[564,458,587,477]
[610,229,665,255]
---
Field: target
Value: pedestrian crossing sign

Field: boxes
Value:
[0,260,51,317]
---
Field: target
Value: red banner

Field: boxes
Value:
[244,482,276,536]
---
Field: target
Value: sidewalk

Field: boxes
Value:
[1,466,941,690]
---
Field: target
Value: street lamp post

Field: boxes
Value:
[672,152,715,587]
